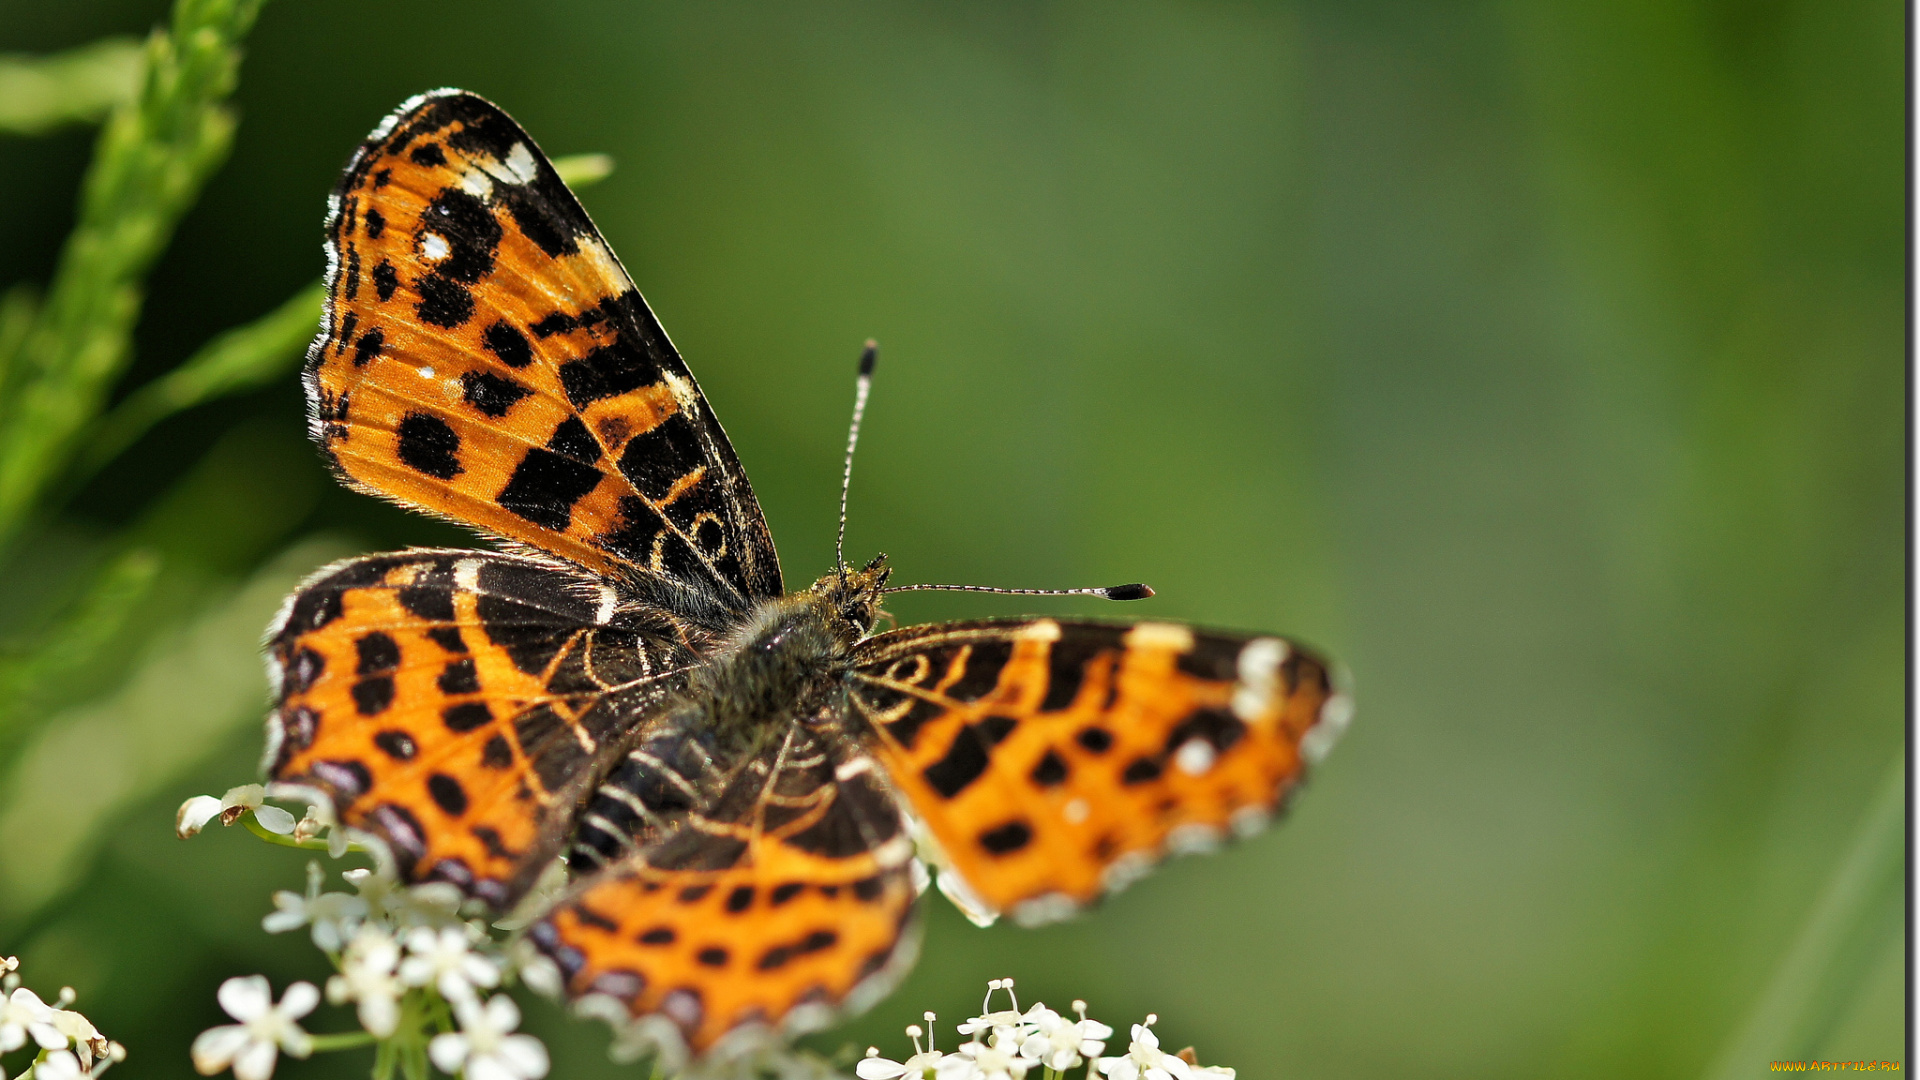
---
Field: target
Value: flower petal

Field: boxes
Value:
[428,1033,469,1073]
[191,1025,251,1074]
[278,982,320,1021]
[232,1037,280,1080]
[253,805,297,835]
[177,796,224,838]
[857,1058,910,1080]
[217,976,271,1022]
[497,1034,550,1078]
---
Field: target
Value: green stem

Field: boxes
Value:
[240,809,367,853]
[307,1030,378,1053]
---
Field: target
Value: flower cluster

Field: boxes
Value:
[858,980,1233,1080]
[178,787,555,1080]
[0,956,126,1080]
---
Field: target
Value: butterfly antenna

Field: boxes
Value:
[883,582,1155,601]
[836,340,878,579]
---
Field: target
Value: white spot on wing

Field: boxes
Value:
[1010,892,1080,927]
[660,368,701,415]
[504,142,538,183]
[1301,692,1354,764]
[592,584,617,625]
[420,232,450,262]
[453,558,483,593]
[1100,851,1154,895]
[1229,805,1271,838]
[567,235,626,291]
[1015,619,1062,643]
[417,366,436,379]
[1232,637,1288,722]
[1124,622,1194,652]
[458,168,493,200]
[935,868,999,928]
[1166,823,1223,855]
[1063,798,1090,824]
[1174,738,1216,776]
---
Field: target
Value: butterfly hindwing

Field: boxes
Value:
[530,721,920,1056]
[265,549,697,907]
[307,90,781,604]
[848,618,1351,926]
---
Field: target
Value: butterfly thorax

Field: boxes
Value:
[678,558,891,750]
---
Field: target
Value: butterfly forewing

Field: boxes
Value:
[307,90,781,604]
[266,549,697,907]
[848,618,1350,926]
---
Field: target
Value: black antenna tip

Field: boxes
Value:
[1103,583,1154,601]
[859,340,878,376]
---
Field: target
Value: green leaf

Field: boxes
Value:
[552,152,615,188]
[76,280,323,482]
[0,546,161,761]
[0,0,269,551]
[0,535,357,921]
[0,37,145,136]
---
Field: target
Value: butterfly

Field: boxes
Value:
[266,89,1352,1061]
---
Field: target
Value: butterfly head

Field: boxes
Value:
[813,552,892,638]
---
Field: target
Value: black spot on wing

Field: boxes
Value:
[364,207,385,238]
[355,632,400,675]
[374,730,417,761]
[372,259,398,301]
[425,626,467,653]
[482,320,534,368]
[396,561,456,621]
[881,697,944,750]
[351,676,395,715]
[1075,727,1114,754]
[547,416,601,462]
[442,702,493,732]
[428,773,469,816]
[1163,708,1247,756]
[461,370,532,417]
[499,182,581,259]
[944,640,1014,703]
[414,275,473,328]
[396,413,462,479]
[496,446,602,531]
[437,658,480,695]
[616,411,702,501]
[558,332,661,409]
[1030,749,1069,786]
[530,311,576,338]
[410,142,446,167]
[351,327,383,367]
[923,727,991,799]
[979,820,1033,855]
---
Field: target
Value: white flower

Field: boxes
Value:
[400,925,500,1002]
[325,925,403,1037]
[1096,1017,1233,1080]
[35,1049,83,1080]
[191,977,316,1080]
[176,796,225,839]
[506,938,563,1000]
[956,979,1027,1040]
[0,987,63,1054]
[261,861,366,952]
[858,1018,945,1080]
[941,1029,1030,1080]
[179,785,297,839]
[428,995,549,1080]
[50,1006,111,1068]
[1016,1000,1112,1073]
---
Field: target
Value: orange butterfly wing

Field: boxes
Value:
[266,549,697,906]
[307,90,779,603]
[530,724,919,1058]
[849,618,1350,925]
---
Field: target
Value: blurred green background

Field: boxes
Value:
[0,1,1902,1077]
